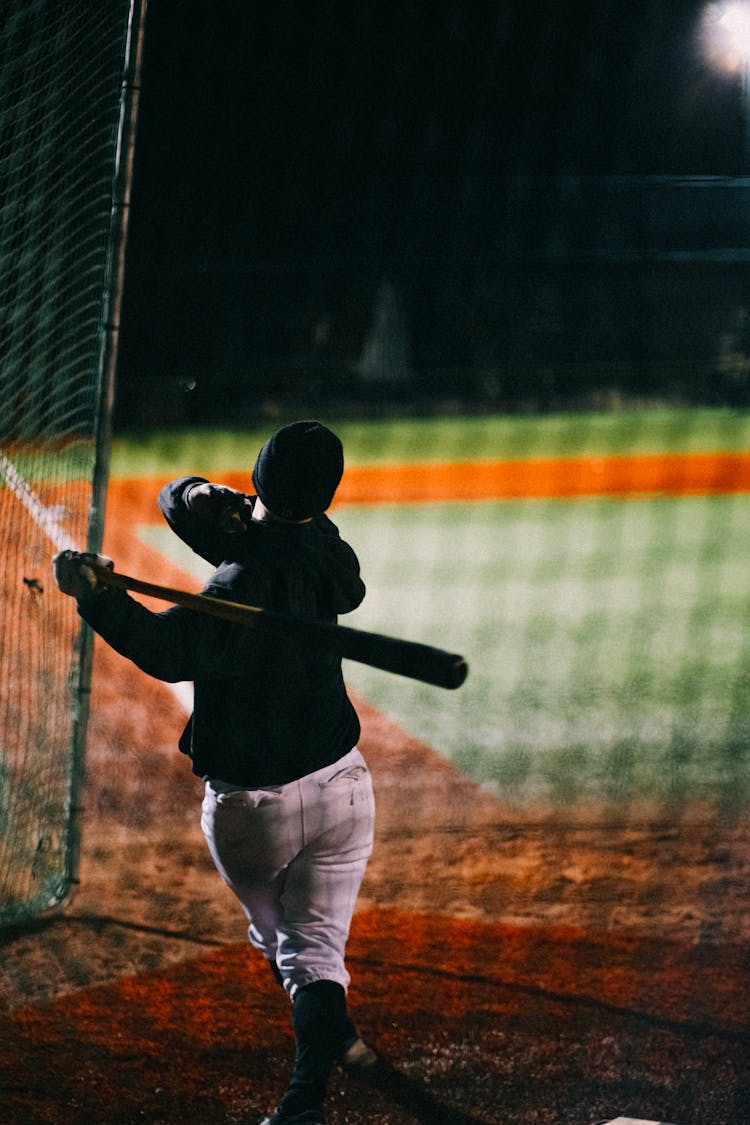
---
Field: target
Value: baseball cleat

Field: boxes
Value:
[338,1036,378,1071]
[259,1111,325,1124]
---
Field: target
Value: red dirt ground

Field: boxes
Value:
[105,449,750,509]
[2,460,750,1124]
[330,450,750,503]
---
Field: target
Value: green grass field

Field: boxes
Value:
[122,408,750,814]
[112,406,750,475]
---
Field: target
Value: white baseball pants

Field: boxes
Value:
[200,747,375,998]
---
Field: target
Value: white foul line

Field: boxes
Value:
[0,450,79,553]
[0,449,194,714]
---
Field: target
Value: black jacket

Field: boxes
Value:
[79,476,366,787]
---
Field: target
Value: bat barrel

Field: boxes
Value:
[338,629,469,689]
[259,612,469,690]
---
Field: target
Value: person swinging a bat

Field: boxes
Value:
[53,420,378,1125]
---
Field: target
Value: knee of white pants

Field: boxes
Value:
[274,918,353,997]
[281,962,351,999]
[248,928,350,998]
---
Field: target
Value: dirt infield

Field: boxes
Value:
[2,462,750,1124]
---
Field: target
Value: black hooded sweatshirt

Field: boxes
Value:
[78,477,365,788]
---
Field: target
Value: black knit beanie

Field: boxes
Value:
[251,421,344,521]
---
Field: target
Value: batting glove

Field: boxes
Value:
[185,483,252,532]
[52,551,114,599]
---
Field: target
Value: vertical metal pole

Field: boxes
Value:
[89,0,148,556]
[64,0,149,910]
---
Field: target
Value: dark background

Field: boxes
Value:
[115,0,750,426]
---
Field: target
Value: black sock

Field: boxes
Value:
[278,980,350,1116]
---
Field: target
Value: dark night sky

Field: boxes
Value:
[116,0,750,416]
[128,0,742,247]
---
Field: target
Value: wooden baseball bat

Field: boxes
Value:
[94,567,469,690]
